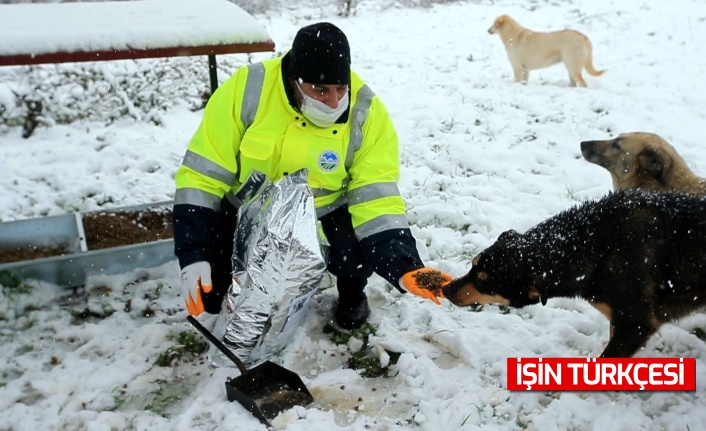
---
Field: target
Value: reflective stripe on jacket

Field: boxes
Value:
[175,56,409,242]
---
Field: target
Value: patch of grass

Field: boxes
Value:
[322,321,376,344]
[349,349,401,378]
[69,305,115,323]
[0,271,22,288]
[0,270,33,299]
[498,305,512,315]
[692,327,706,342]
[143,282,164,301]
[145,379,192,417]
[469,304,485,312]
[15,344,34,355]
[155,330,209,367]
[460,247,481,261]
[111,378,193,418]
[566,184,577,201]
[323,323,400,378]
[15,382,44,406]
[112,388,128,410]
[461,412,473,427]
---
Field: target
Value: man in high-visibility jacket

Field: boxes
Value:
[173,22,451,329]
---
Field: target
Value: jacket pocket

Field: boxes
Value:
[238,133,276,181]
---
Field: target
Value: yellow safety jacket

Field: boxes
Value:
[175,55,410,241]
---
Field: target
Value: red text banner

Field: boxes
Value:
[506,357,696,391]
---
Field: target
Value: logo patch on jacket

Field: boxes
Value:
[318,150,340,172]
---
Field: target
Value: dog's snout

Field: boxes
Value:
[580,140,592,153]
[441,276,485,307]
[581,140,600,158]
[441,278,461,299]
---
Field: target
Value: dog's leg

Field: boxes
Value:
[521,68,529,82]
[567,69,587,87]
[512,65,526,82]
[599,319,659,358]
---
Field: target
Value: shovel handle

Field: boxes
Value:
[187,315,249,375]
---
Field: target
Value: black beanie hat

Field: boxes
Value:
[287,22,351,85]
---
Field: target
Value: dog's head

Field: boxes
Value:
[442,229,546,308]
[580,132,686,192]
[488,15,511,35]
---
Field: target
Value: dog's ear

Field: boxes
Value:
[472,254,481,266]
[638,147,671,184]
[491,16,505,29]
[497,229,519,243]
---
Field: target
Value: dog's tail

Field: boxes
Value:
[586,47,606,77]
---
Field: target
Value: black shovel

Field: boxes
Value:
[187,315,315,427]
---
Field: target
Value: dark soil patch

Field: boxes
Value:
[0,208,173,264]
[82,208,173,250]
[0,246,67,264]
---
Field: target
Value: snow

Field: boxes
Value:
[2,0,706,430]
[0,0,272,56]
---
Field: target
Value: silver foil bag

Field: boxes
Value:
[210,169,331,368]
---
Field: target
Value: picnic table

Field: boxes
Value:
[0,0,275,94]
[0,0,276,284]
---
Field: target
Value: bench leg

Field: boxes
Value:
[208,54,218,95]
[22,99,44,139]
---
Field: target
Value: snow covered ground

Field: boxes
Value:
[1,0,706,430]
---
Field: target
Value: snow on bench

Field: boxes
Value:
[0,0,275,93]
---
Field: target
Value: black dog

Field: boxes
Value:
[442,189,706,357]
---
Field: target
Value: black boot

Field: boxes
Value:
[335,297,370,330]
[334,276,370,330]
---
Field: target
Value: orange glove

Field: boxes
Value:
[400,267,452,305]
[180,261,213,316]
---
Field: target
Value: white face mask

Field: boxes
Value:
[296,81,349,128]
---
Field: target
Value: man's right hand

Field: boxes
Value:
[180,261,213,316]
[400,267,452,305]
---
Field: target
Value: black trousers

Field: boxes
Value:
[320,205,374,306]
[203,202,372,314]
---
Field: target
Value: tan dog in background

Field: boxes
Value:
[581,132,706,194]
[488,15,605,87]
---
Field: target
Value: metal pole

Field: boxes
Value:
[208,54,218,94]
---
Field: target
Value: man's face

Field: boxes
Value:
[298,82,349,109]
